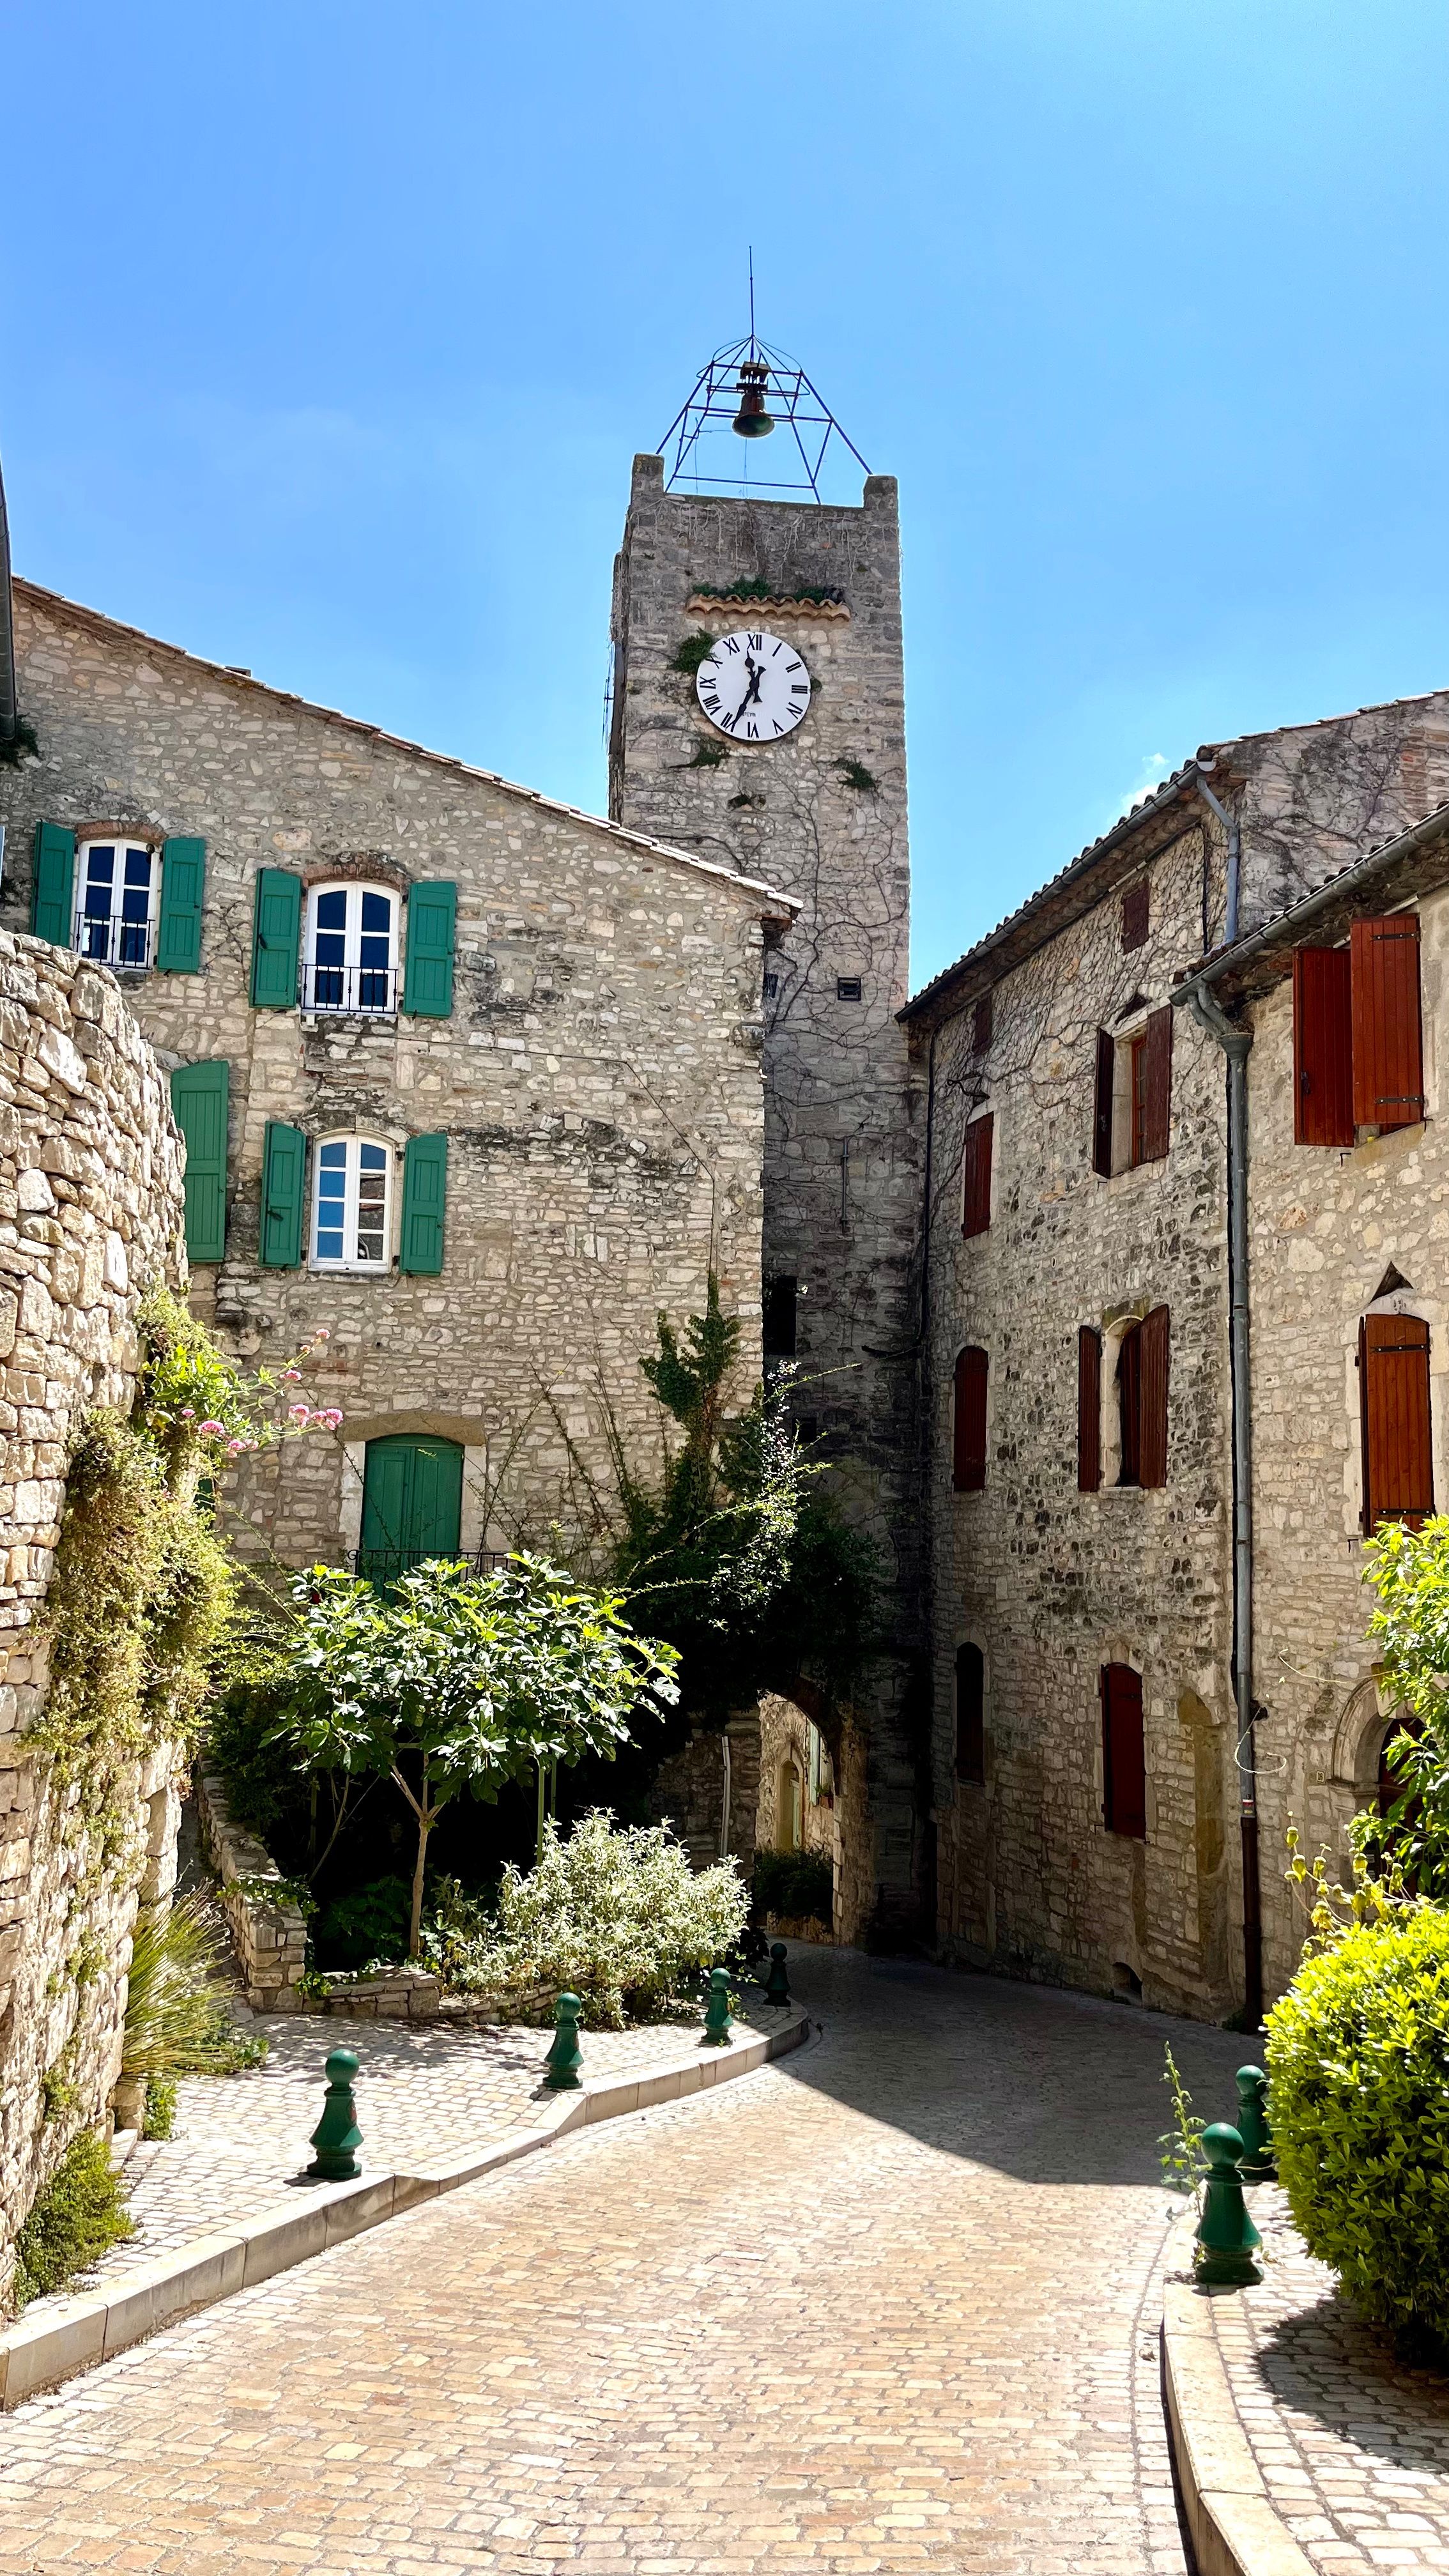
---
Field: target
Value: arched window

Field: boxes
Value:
[1100,1662,1146,1839]
[955,1643,985,1785]
[953,1347,988,1491]
[76,838,158,969]
[303,882,400,1015]
[1360,1314,1433,1531]
[312,1137,394,1269]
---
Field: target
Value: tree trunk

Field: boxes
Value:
[409,1804,432,1958]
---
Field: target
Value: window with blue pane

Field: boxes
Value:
[76,840,157,969]
[311,1137,392,1269]
[303,881,399,1015]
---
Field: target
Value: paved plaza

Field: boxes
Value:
[69,2005,765,2289]
[0,1951,1246,2575]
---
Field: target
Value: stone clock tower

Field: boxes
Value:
[609,448,923,1940]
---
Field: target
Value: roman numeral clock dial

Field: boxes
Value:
[696,629,811,741]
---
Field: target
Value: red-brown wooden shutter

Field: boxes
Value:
[1360,1313,1434,1531]
[1121,880,1149,952]
[1138,1303,1170,1489]
[1078,1324,1101,1491]
[1117,1323,1142,1486]
[1293,947,1354,1146]
[953,1347,988,1492]
[1351,914,1424,1131]
[962,1114,993,1237]
[1101,1663,1147,1838]
[972,992,993,1055]
[1092,1029,1115,1176]
[1139,1007,1172,1163]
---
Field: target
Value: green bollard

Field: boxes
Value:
[307,2046,362,2181]
[1195,2122,1262,2285]
[1235,2066,1276,2181]
[762,1942,792,2007]
[544,1991,583,2090]
[702,1966,733,2046]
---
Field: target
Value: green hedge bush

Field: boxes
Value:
[753,1846,834,1925]
[1266,1903,1449,2347]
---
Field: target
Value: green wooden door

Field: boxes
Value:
[358,1435,464,1581]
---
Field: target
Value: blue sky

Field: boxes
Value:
[7,3,1449,988]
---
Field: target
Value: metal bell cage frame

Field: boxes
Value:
[657,335,871,502]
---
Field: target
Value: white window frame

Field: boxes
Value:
[310,1135,396,1273]
[75,837,160,972]
[303,880,401,1018]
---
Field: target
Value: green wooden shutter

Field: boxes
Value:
[31,822,75,946]
[156,838,207,973]
[402,881,456,1017]
[170,1061,230,1264]
[358,1434,463,1579]
[399,1132,447,1275]
[250,868,302,1008]
[260,1121,307,1268]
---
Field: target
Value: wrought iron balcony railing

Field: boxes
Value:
[351,1545,510,1584]
[73,913,155,970]
[302,962,399,1016]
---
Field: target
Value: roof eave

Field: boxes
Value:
[899,760,1211,1031]
[10,577,800,920]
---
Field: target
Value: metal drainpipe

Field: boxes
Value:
[1195,774,1243,944]
[719,1727,733,1860]
[1186,976,1262,2026]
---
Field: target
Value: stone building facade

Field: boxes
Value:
[610,457,919,1940]
[904,689,1449,2018]
[0,578,794,1588]
[1179,805,1449,2000]
[0,931,188,2301]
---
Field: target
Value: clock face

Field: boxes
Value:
[695,629,811,742]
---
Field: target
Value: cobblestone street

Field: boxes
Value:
[0,1951,1243,2576]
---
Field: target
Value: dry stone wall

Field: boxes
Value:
[0,930,188,2303]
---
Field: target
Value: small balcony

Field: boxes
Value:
[350,1545,511,1584]
[73,913,154,971]
[302,962,399,1017]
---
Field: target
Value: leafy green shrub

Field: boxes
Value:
[428,1809,748,2026]
[1266,1903,1449,2347]
[13,2132,134,2308]
[142,2079,178,2141]
[753,1846,833,1925]
[315,1876,411,1970]
[122,1892,267,2085]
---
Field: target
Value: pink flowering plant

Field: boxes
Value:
[136,1285,344,1469]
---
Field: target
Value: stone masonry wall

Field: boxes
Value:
[916,816,1240,2019]
[1241,877,1449,2000]
[0,930,188,2303]
[1231,694,1449,933]
[609,461,921,1939]
[1,582,783,1581]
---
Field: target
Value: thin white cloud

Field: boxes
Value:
[1113,753,1171,818]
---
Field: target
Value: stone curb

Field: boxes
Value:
[0,2007,809,2412]
[1162,2207,1317,2576]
